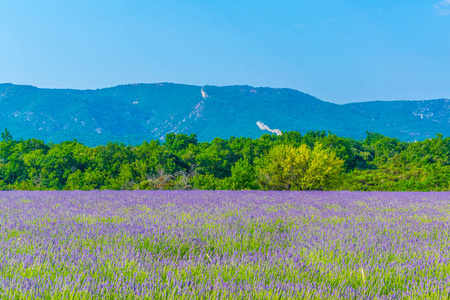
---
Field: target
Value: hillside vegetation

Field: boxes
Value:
[1,83,449,145]
[0,129,449,191]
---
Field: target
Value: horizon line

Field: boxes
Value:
[1,82,448,104]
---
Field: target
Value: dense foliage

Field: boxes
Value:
[0,129,449,191]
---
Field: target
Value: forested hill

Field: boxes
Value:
[0,83,449,146]
[0,130,449,191]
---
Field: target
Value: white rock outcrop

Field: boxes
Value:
[256,121,282,136]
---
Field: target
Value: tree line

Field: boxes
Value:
[0,128,449,191]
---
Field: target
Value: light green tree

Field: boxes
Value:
[257,144,344,190]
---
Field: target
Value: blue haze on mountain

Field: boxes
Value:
[0,83,449,146]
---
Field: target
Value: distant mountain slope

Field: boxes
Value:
[0,83,448,145]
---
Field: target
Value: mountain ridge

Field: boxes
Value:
[0,83,449,146]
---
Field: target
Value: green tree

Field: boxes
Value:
[65,168,106,190]
[229,158,258,190]
[1,128,13,142]
[257,144,344,190]
[190,174,220,190]
[165,133,198,152]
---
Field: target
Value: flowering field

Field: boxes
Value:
[0,191,449,299]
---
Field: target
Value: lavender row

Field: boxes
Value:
[0,190,449,299]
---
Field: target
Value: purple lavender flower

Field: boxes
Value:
[0,190,449,298]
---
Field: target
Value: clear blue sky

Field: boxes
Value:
[1,0,449,104]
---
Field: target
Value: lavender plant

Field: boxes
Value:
[0,190,449,299]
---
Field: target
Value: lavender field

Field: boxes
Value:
[1,191,450,299]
